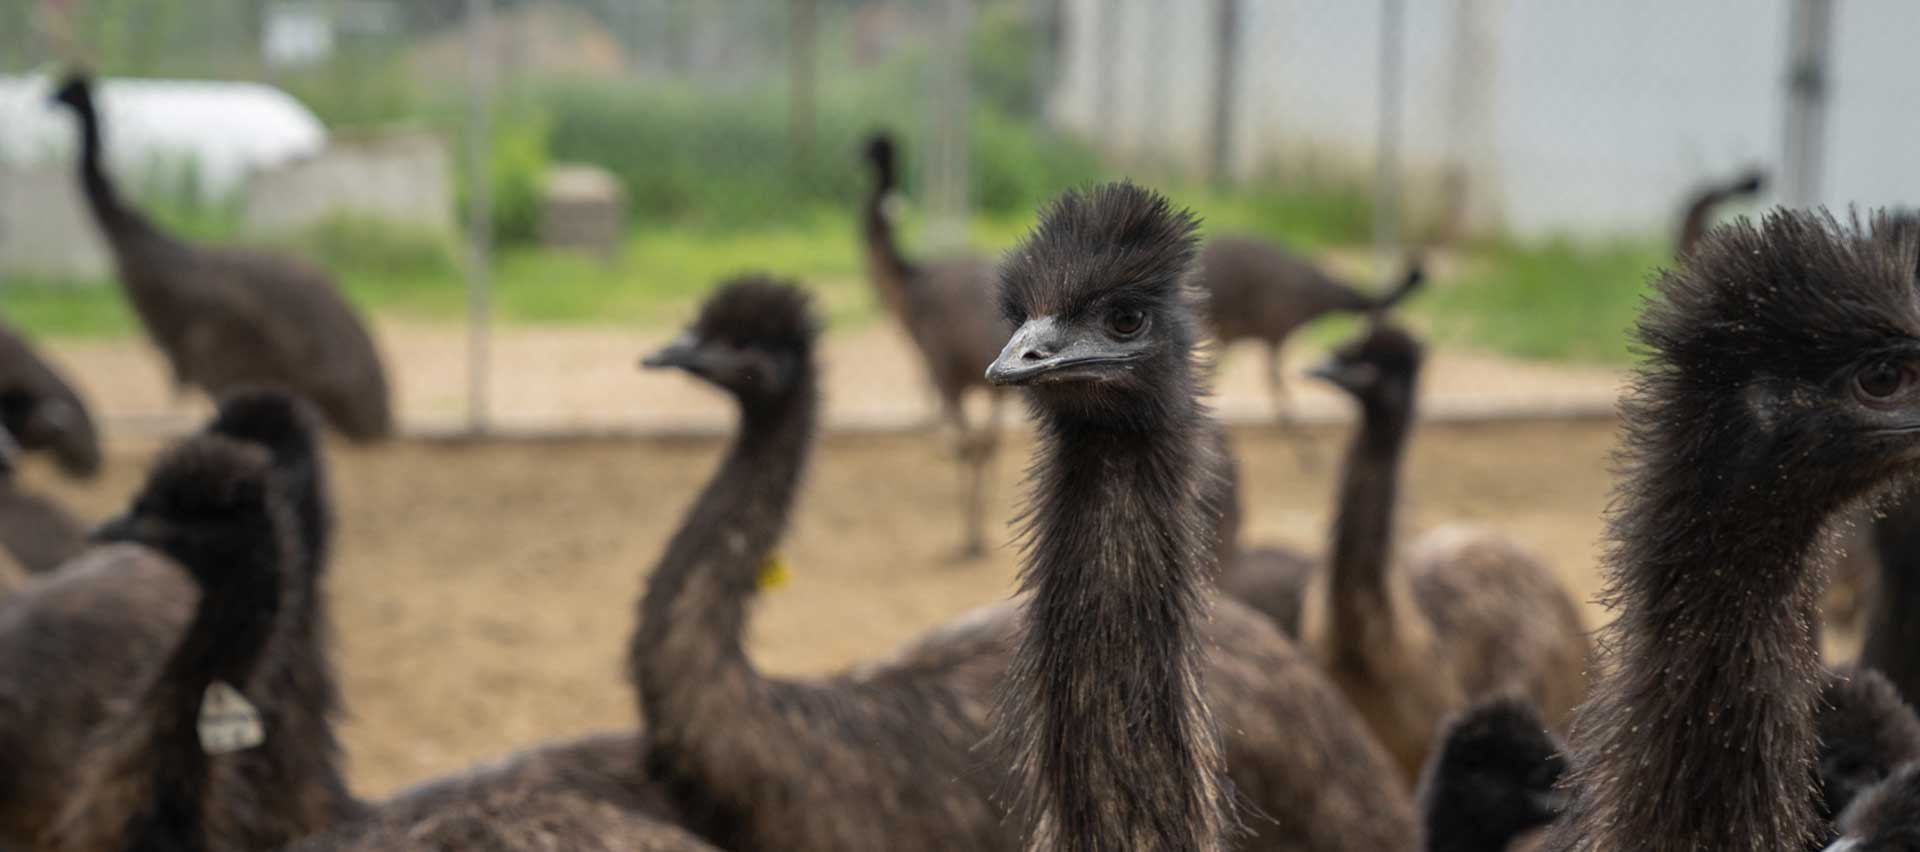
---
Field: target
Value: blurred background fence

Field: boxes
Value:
[0,0,1912,433]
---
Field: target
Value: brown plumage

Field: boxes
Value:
[1542,210,1920,852]
[630,277,1015,852]
[1416,697,1568,852]
[1673,167,1766,257]
[1198,236,1422,431]
[860,132,1010,558]
[0,393,357,850]
[1276,323,1587,780]
[0,318,100,477]
[1817,668,1920,827]
[1829,762,1920,852]
[986,183,1417,852]
[50,74,392,441]
[0,423,86,574]
[43,433,713,852]
[45,435,290,852]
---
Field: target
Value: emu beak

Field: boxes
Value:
[1821,840,1862,852]
[986,316,1136,386]
[641,333,703,371]
[1306,357,1375,393]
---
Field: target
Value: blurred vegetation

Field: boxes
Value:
[1421,238,1669,364]
[0,0,1670,365]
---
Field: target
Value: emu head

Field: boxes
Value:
[642,276,819,409]
[988,182,1204,428]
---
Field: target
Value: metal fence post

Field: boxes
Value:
[1374,0,1405,274]
[465,0,494,436]
[1782,0,1832,209]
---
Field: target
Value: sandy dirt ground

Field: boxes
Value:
[24,415,1626,798]
[41,318,1627,436]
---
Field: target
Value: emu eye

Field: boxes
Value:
[1854,359,1913,405]
[1108,308,1146,338]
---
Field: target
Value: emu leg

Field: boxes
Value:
[946,394,990,561]
[1268,341,1317,469]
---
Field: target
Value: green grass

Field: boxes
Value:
[1418,237,1670,364]
[0,205,1672,368]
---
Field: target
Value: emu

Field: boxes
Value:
[1416,697,1567,852]
[634,271,1417,852]
[50,73,393,441]
[1541,210,1920,852]
[987,183,1416,852]
[860,132,1009,558]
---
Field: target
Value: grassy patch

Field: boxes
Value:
[0,281,137,338]
[1418,237,1670,364]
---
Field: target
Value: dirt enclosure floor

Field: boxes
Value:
[20,415,1634,797]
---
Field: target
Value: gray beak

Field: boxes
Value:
[641,333,703,371]
[986,316,1134,386]
[1307,357,1375,393]
[1821,839,1863,852]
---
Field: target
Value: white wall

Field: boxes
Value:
[1050,0,1920,237]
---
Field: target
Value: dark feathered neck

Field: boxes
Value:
[862,173,918,306]
[629,370,818,724]
[1324,396,1412,657]
[134,542,283,852]
[67,91,150,238]
[1000,383,1231,852]
[1861,494,1920,707]
[1545,393,1828,852]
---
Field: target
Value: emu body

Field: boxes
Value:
[51,74,392,441]
[1543,212,1920,852]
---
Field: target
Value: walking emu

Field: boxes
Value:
[1540,211,1920,852]
[636,273,1417,852]
[50,73,393,440]
[0,319,99,477]
[1296,323,1587,778]
[1198,236,1422,435]
[860,132,1008,558]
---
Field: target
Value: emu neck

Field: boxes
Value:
[1549,433,1828,852]
[69,96,142,236]
[1861,495,1920,706]
[1325,397,1411,658]
[862,177,917,312]
[1008,396,1229,852]
[632,373,817,728]
[142,561,282,852]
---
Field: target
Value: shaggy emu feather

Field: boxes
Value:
[1542,210,1920,852]
[632,270,1416,852]
[50,73,392,441]
[988,183,1417,852]
[0,393,355,849]
[43,433,715,852]
[1417,697,1567,852]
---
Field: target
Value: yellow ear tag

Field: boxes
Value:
[757,553,791,591]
